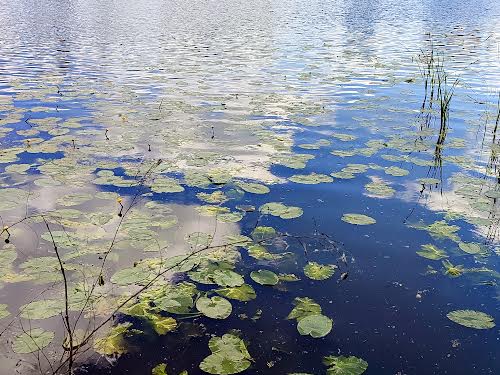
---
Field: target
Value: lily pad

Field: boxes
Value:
[250,270,279,286]
[304,262,336,280]
[341,214,376,225]
[417,244,447,260]
[0,304,10,319]
[94,322,138,355]
[289,173,333,184]
[111,267,154,285]
[458,242,481,254]
[20,299,63,319]
[323,355,368,374]
[287,297,322,321]
[297,314,332,338]
[196,296,232,319]
[212,269,245,287]
[385,166,409,177]
[149,315,177,335]
[236,181,270,194]
[152,363,168,375]
[251,226,276,241]
[215,284,257,302]
[199,333,252,375]
[446,310,495,329]
[259,202,303,219]
[12,328,54,354]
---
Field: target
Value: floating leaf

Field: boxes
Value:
[12,328,54,354]
[484,190,500,199]
[417,177,441,185]
[287,297,322,321]
[323,355,368,375]
[246,243,284,260]
[20,299,63,319]
[196,296,232,319]
[297,314,332,338]
[458,242,481,254]
[385,166,409,177]
[215,284,256,302]
[273,153,314,169]
[304,262,336,280]
[251,226,276,241]
[289,173,333,184]
[417,244,447,260]
[150,315,177,335]
[110,267,154,285]
[218,212,244,223]
[94,323,139,355]
[236,181,270,194]
[152,363,168,375]
[364,180,394,198]
[57,193,93,206]
[199,333,252,374]
[185,232,213,248]
[212,269,245,287]
[442,260,463,277]
[425,221,460,241]
[447,310,495,329]
[150,177,184,193]
[0,304,10,319]
[341,214,376,225]
[250,270,279,286]
[197,191,228,204]
[259,202,303,219]
[279,273,300,282]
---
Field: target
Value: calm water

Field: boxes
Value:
[0,1,499,374]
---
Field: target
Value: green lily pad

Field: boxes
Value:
[484,190,500,199]
[446,310,495,329]
[196,296,232,319]
[212,269,245,287]
[94,322,137,355]
[417,177,441,185]
[289,173,333,184]
[385,166,409,177]
[341,214,376,225]
[364,180,395,198]
[287,297,322,321]
[297,314,332,338]
[236,181,270,194]
[110,267,154,285]
[323,355,368,374]
[12,328,54,354]
[259,202,303,219]
[0,304,10,319]
[215,284,256,302]
[417,244,447,260]
[425,221,460,241]
[152,363,167,375]
[199,333,252,374]
[197,191,228,204]
[250,270,279,286]
[57,193,94,206]
[304,262,336,280]
[150,177,184,193]
[218,212,244,223]
[246,244,284,260]
[20,299,63,319]
[458,242,481,254]
[149,315,177,335]
[251,226,276,241]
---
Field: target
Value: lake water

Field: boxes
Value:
[0,1,499,374]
